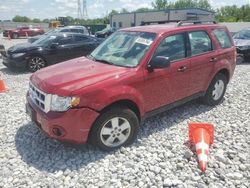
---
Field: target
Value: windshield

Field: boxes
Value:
[233,30,250,40]
[45,29,57,35]
[90,31,156,67]
[33,35,59,46]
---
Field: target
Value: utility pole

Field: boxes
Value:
[82,0,88,19]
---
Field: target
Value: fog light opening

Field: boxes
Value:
[52,127,63,137]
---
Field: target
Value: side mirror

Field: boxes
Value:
[148,56,170,70]
[50,43,59,49]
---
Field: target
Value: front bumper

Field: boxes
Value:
[236,47,250,57]
[26,95,100,144]
[2,55,27,69]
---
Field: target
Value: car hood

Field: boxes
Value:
[31,57,130,96]
[8,43,41,53]
[234,39,250,47]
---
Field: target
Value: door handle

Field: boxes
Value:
[177,66,188,72]
[210,57,217,62]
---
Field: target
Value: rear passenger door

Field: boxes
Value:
[55,35,76,62]
[188,30,216,94]
[212,29,235,65]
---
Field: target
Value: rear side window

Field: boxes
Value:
[213,29,232,49]
[60,29,70,32]
[58,36,74,45]
[74,35,90,42]
[188,31,212,56]
[154,34,186,62]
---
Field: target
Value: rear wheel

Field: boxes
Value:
[28,56,46,72]
[89,106,139,151]
[202,73,227,106]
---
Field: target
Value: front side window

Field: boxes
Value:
[189,31,212,56]
[213,29,232,49]
[90,31,156,67]
[153,34,186,62]
[74,35,89,42]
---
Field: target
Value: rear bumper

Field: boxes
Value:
[26,95,100,144]
[236,47,250,57]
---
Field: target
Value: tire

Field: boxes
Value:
[236,54,245,64]
[89,106,139,151]
[12,33,19,39]
[27,56,46,72]
[202,73,228,106]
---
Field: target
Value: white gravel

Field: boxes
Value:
[0,38,250,188]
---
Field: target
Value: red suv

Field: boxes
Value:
[26,22,236,151]
[3,26,44,39]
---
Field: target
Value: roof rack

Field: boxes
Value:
[177,20,217,26]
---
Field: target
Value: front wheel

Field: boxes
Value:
[202,73,227,106]
[12,33,19,39]
[89,107,139,151]
[28,56,46,72]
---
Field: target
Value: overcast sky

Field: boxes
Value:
[0,0,249,20]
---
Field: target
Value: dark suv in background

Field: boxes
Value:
[28,25,90,43]
[2,33,103,72]
[233,28,250,63]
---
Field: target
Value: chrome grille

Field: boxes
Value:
[29,82,51,113]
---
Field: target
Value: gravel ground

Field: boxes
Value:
[0,37,250,188]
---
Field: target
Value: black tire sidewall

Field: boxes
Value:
[203,73,227,106]
[89,107,139,151]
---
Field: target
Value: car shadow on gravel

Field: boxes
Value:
[15,100,216,173]
[0,66,30,75]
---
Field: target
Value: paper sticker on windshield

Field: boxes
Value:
[135,37,153,46]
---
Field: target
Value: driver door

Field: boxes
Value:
[142,33,192,112]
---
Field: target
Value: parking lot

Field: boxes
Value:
[0,35,249,188]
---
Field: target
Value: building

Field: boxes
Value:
[110,8,215,29]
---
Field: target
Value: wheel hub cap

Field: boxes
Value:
[100,117,131,147]
[30,57,45,71]
[212,80,224,100]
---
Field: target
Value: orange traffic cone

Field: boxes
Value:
[0,76,7,93]
[189,122,214,172]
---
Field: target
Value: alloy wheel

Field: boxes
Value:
[212,80,225,100]
[100,117,131,147]
[29,57,46,72]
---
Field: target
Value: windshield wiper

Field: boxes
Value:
[87,54,96,61]
[95,58,115,65]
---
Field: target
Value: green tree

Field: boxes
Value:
[42,18,50,23]
[135,7,152,12]
[152,0,172,10]
[120,8,129,13]
[32,18,41,23]
[12,15,31,22]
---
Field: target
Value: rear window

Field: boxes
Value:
[188,31,212,56]
[213,29,232,49]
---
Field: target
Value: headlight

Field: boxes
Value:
[50,95,80,112]
[12,52,25,58]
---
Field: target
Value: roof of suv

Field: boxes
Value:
[120,23,225,35]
